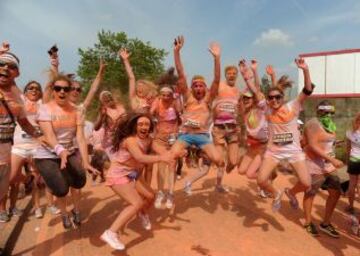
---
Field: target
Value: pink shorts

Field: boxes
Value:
[264,150,305,163]
[106,176,132,186]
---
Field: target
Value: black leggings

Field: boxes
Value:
[34,154,86,197]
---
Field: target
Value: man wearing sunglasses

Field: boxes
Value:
[285,101,344,237]
[0,52,44,203]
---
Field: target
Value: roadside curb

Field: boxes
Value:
[0,195,32,256]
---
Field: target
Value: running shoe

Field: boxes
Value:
[184,181,192,196]
[304,222,319,236]
[48,205,61,215]
[0,211,10,223]
[165,193,174,209]
[100,230,125,250]
[258,187,272,198]
[9,207,23,217]
[35,208,43,219]
[284,188,299,209]
[272,190,283,212]
[138,213,151,230]
[71,209,81,227]
[154,191,164,209]
[61,214,72,230]
[319,223,340,238]
[215,185,229,193]
[349,214,359,236]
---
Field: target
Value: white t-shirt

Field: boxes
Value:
[346,130,360,159]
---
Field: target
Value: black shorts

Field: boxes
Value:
[347,160,360,175]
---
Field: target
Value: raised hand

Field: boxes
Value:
[50,57,59,68]
[99,58,107,71]
[0,41,10,54]
[295,57,308,70]
[118,48,130,60]
[266,65,275,76]
[174,35,184,51]
[238,59,253,81]
[250,59,258,71]
[208,42,221,58]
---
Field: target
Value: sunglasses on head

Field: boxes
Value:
[71,87,82,93]
[0,60,18,70]
[53,85,71,93]
[26,86,41,91]
[267,94,283,101]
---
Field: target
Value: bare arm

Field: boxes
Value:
[82,59,106,110]
[119,48,136,98]
[208,42,221,101]
[173,36,188,94]
[250,60,261,91]
[43,55,59,103]
[239,60,264,102]
[126,137,171,164]
[266,65,276,86]
[296,58,313,105]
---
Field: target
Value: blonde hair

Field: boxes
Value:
[224,65,238,74]
[137,79,158,98]
[276,75,293,91]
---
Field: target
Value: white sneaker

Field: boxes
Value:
[9,207,23,217]
[165,193,174,209]
[48,205,61,215]
[184,181,192,196]
[272,190,283,212]
[35,208,43,219]
[349,214,359,235]
[100,230,125,250]
[138,213,151,230]
[154,191,164,209]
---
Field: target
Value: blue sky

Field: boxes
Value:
[1,0,360,89]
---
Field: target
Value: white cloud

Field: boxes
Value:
[254,29,294,47]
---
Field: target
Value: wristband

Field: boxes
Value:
[302,87,313,96]
[54,144,65,156]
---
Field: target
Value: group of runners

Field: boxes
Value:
[0,36,358,251]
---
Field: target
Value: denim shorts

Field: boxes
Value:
[178,133,211,149]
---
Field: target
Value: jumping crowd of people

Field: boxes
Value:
[0,36,359,251]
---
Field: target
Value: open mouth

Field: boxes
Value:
[0,70,9,78]
[58,95,66,100]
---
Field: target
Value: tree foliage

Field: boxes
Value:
[77,30,167,119]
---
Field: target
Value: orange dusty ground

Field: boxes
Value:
[12,165,360,256]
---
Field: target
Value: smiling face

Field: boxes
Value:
[100,93,116,108]
[136,81,147,98]
[69,81,82,104]
[225,67,238,87]
[25,82,42,102]
[267,89,284,110]
[242,95,255,110]
[52,80,71,106]
[160,90,173,103]
[136,116,151,139]
[0,59,19,87]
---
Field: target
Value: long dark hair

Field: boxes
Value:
[112,113,154,152]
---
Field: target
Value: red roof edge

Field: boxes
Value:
[299,49,360,58]
[310,93,360,98]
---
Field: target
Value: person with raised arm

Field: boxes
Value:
[284,101,344,237]
[237,60,270,197]
[266,65,276,87]
[0,51,44,204]
[170,36,225,194]
[211,59,241,175]
[250,57,313,212]
[100,113,173,251]
[33,74,98,229]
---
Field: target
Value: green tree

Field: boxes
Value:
[77,30,167,119]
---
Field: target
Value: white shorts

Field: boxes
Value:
[11,146,37,159]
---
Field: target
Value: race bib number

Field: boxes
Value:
[272,133,293,145]
[184,119,201,128]
[218,103,236,113]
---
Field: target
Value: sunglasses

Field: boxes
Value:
[267,94,283,101]
[26,86,41,91]
[0,60,18,70]
[53,85,71,93]
[71,87,82,93]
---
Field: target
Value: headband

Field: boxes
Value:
[160,87,173,93]
[0,52,20,68]
[317,105,335,112]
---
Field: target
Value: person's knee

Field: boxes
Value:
[53,185,69,197]
[133,198,145,211]
[72,175,87,189]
